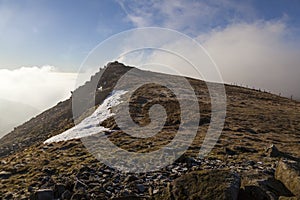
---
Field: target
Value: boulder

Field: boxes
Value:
[239,178,294,200]
[154,170,240,200]
[35,189,54,200]
[266,144,280,157]
[275,159,300,197]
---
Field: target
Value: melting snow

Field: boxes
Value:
[44,90,127,144]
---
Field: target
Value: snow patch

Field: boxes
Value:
[44,90,127,144]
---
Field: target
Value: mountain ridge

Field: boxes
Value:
[0,61,299,199]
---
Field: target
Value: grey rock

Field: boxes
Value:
[74,179,88,190]
[35,189,54,200]
[240,186,277,200]
[234,146,258,153]
[266,144,280,157]
[225,147,237,156]
[54,183,65,198]
[71,192,87,200]
[61,190,72,200]
[153,189,159,195]
[0,171,12,179]
[136,184,145,193]
[154,170,240,200]
[275,158,300,197]
[1,160,7,165]
[124,175,139,183]
[247,160,256,166]
[3,192,13,200]
[241,177,294,200]
[237,128,257,134]
[28,186,34,193]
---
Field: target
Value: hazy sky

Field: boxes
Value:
[0,0,300,136]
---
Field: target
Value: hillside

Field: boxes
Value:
[0,62,132,158]
[0,62,300,199]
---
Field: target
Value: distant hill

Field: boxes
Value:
[0,99,40,139]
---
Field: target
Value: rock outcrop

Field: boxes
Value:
[155,170,240,200]
[275,159,300,198]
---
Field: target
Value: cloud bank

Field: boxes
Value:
[0,66,77,137]
[0,66,77,111]
[199,20,300,99]
[0,98,40,138]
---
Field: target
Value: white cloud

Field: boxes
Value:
[117,0,254,34]
[0,66,77,111]
[198,20,300,99]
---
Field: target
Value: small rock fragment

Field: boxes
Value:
[0,171,12,179]
[136,184,145,193]
[124,175,139,183]
[266,144,280,157]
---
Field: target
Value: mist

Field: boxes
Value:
[0,66,77,138]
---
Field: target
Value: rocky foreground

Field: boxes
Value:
[0,62,299,199]
[0,140,299,199]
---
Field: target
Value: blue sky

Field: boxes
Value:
[1,0,299,70]
[0,0,300,137]
[0,0,131,70]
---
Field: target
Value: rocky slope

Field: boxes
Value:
[0,62,300,199]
